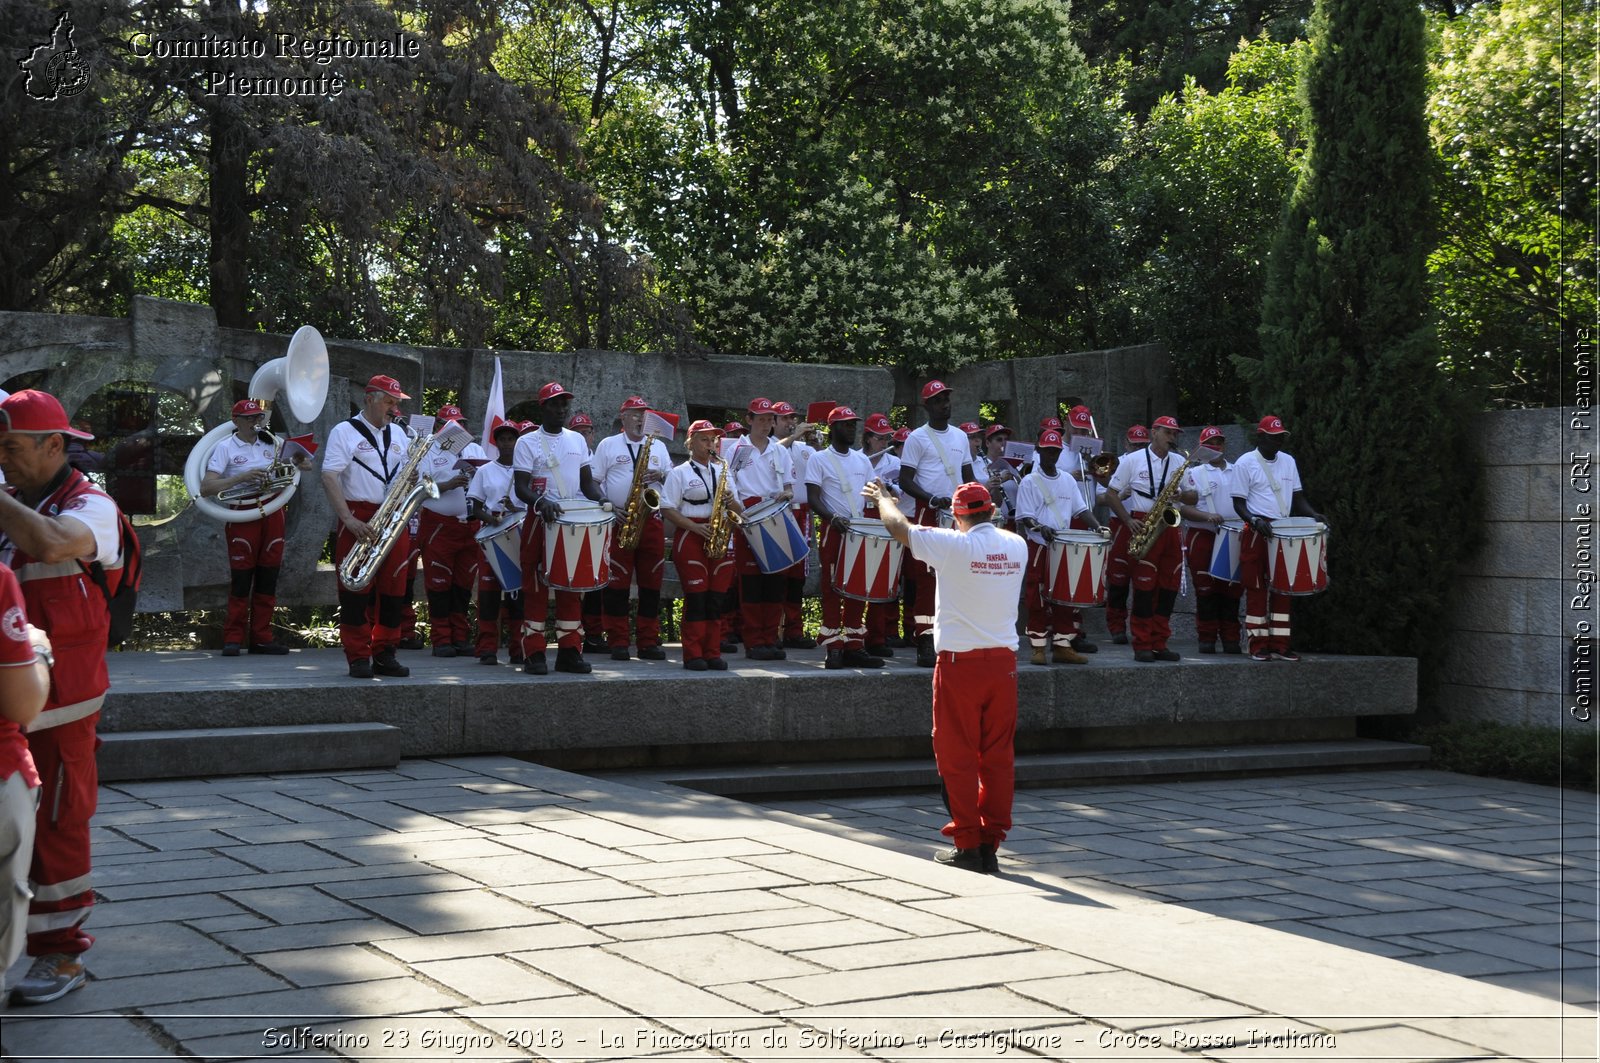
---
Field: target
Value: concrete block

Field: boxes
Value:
[1472,408,1566,463]
[1444,576,1531,635]
[98,723,401,781]
[1482,464,1531,521]
[1529,462,1572,521]
[1441,631,1565,695]
[1460,521,1564,579]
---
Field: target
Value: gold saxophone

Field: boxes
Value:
[1128,448,1202,559]
[339,426,463,591]
[616,434,662,551]
[704,454,738,560]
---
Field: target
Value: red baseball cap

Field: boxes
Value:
[491,421,521,438]
[951,482,993,516]
[985,424,1011,440]
[1258,414,1288,435]
[435,404,464,423]
[920,380,953,402]
[366,375,409,400]
[1127,424,1150,444]
[1040,416,1064,432]
[1152,415,1182,432]
[1199,426,1225,445]
[232,399,266,417]
[1068,406,1093,430]
[686,419,724,437]
[892,427,910,443]
[0,391,94,439]
[517,420,538,435]
[723,421,746,436]
[620,395,650,412]
[959,421,981,435]
[567,412,593,430]
[537,382,570,404]
[827,405,860,424]
[747,397,774,416]
[772,401,797,417]
[864,413,893,435]
[1037,429,1064,450]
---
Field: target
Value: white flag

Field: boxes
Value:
[482,356,506,438]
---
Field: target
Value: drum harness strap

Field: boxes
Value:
[345,417,396,488]
[1257,452,1290,518]
[916,425,961,521]
[821,449,863,520]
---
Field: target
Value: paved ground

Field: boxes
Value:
[1,758,1594,1062]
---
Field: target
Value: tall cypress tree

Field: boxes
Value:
[1243,0,1477,671]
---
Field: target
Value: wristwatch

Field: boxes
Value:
[31,643,54,670]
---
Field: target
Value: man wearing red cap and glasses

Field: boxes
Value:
[864,477,1026,875]
[899,380,975,668]
[1103,416,1197,662]
[322,375,418,679]
[416,405,488,657]
[199,398,308,656]
[591,397,672,661]
[1233,415,1324,661]
[0,390,129,1003]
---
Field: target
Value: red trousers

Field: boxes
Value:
[865,601,898,647]
[907,504,946,638]
[735,499,785,649]
[1185,527,1243,644]
[1129,512,1184,652]
[781,504,810,638]
[1103,518,1131,637]
[604,514,665,649]
[1240,525,1292,654]
[224,509,285,647]
[1024,541,1079,649]
[674,524,735,661]
[519,518,583,654]
[25,716,96,956]
[817,524,866,651]
[419,510,481,647]
[932,648,1016,851]
[335,501,413,662]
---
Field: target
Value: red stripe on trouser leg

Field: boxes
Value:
[931,651,1016,851]
[819,526,865,650]
[25,717,96,956]
[1239,526,1292,653]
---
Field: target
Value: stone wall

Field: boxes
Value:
[0,297,1173,609]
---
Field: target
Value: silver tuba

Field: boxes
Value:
[183,326,330,523]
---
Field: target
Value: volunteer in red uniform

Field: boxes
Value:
[1233,415,1324,661]
[898,380,975,668]
[1014,429,1099,666]
[467,421,525,665]
[774,401,818,649]
[0,561,50,999]
[417,405,486,657]
[861,413,901,657]
[322,376,416,679]
[1181,426,1244,654]
[591,396,671,661]
[865,478,1026,875]
[1103,416,1197,663]
[0,390,126,1004]
[513,382,607,675]
[1101,424,1149,644]
[805,407,886,670]
[724,397,795,660]
[199,399,302,655]
[660,421,744,670]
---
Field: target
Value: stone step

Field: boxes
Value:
[98,723,402,782]
[610,739,1433,797]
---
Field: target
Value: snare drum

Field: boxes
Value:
[1044,529,1109,607]
[1267,517,1329,596]
[832,519,905,602]
[541,501,615,591]
[738,497,810,574]
[474,511,526,591]
[1207,520,1244,584]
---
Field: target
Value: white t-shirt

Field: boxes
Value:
[867,449,901,490]
[1013,469,1089,545]
[724,436,792,501]
[787,441,817,509]
[591,432,673,509]
[420,440,486,518]
[1232,449,1303,520]
[804,446,876,518]
[661,458,735,521]
[513,427,590,501]
[466,459,524,517]
[1186,460,1236,528]
[322,414,413,504]
[205,432,275,478]
[1108,446,1195,514]
[906,521,1027,653]
[901,424,970,501]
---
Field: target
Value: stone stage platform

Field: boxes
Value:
[97,643,1419,784]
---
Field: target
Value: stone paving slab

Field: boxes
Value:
[0,758,1591,1063]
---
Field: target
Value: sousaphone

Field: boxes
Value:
[183,325,330,523]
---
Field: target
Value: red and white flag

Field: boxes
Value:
[482,356,507,438]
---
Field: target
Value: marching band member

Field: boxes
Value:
[959,421,982,464]
[1057,405,1108,654]
[774,401,817,650]
[417,405,485,657]
[660,421,744,670]
[568,411,605,651]
[1233,415,1324,661]
[467,421,525,665]
[591,396,671,661]
[200,398,306,656]
[513,382,607,675]
[724,398,794,660]
[388,403,427,651]
[322,376,417,679]
[1181,426,1244,654]
[804,407,886,670]
[890,427,909,459]
[974,424,1018,526]
[1101,424,1148,644]
[567,412,596,451]
[1103,416,1197,663]
[1013,429,1096,665]
[899,380,975,668]
[861,413,901,657]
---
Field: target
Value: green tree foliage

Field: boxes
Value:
[1248,0,1478,669]
[1131,37,1307,423]
[1427,0,1597,408]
